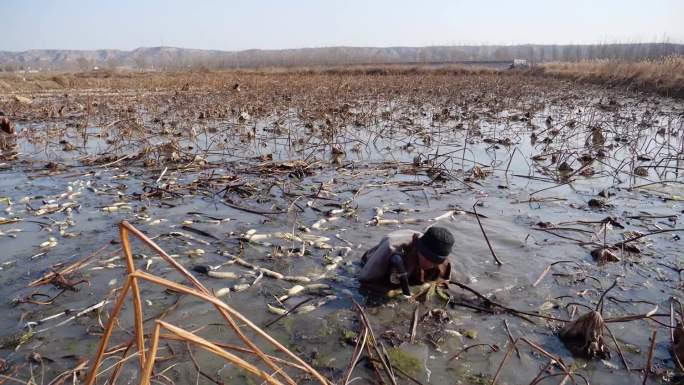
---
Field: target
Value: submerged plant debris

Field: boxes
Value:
[0,70,683,384]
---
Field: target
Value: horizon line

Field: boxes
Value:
[2,41,684,54]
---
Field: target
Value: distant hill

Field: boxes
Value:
[1,43,682,71]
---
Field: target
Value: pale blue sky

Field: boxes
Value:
[2,0,682,51]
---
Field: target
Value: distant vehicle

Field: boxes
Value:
[510,59,530,69]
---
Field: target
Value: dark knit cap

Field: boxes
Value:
[416,226,454,264]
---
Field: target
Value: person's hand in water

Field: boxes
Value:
[399,293,416,303]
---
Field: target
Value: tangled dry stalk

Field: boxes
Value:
[84,221,330,385]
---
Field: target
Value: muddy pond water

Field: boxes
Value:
[1,85,683,385]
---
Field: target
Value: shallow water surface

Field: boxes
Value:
[1,83,683,385]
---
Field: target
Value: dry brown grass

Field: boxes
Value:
[0,64,500,94]
[1,57,682,99]
[537,55,684,98]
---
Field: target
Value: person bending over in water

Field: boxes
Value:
[358,226,454,298]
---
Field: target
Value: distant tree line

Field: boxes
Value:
[0,43,682,72]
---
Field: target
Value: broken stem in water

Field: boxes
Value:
[472,201,503,266]
[643,330,657,385]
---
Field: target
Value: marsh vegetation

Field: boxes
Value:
[0,68,683,384]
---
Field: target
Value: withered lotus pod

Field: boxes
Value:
[559,310,610,359]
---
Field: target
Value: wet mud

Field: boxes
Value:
[0,72,683,384]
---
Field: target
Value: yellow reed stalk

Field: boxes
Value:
[84,276,132,385]
[131,270,330,385]
[158,333,307,371]
[139,322,162,385]
[120,225,147,370]
[157,321,285,385]
[86,221,329,385]
[119,221,299,385]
